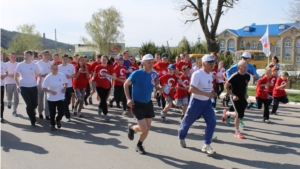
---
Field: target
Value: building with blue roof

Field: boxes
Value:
[218,22,300,68]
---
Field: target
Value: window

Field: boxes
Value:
[277,40,281,47]
[240,41,245,48]
[292,28,297,35]
[219,39,225,48]
[228,39,235,48]
[252,41,256,49]
[297,38,300,47]
[244,27,249,31]
[279,24,285,30]
[225,31,229,37]
[285,38,292,47]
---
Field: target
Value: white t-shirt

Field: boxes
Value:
[15,61,41,87]
[58,64,75,87]
[190,69,213,101]
[36,60,51,84]
[216,67,225,83]
[1,61,8,86]
[42,72,68,101]
[5,62,18,84]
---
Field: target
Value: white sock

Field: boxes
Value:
[226,111,231,116]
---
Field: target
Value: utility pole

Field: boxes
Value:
[55,29,57,52]
[43,33,46,49]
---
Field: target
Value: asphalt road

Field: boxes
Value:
[1,95,300,169]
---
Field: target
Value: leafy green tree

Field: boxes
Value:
[220,51,234,69]
[81,6,124,54]
[139,41,159,56]
[177,36,191,54]
[8,24,42,53]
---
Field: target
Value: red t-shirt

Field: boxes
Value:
[153,62,170,77]
[129,63,139,72]
[71,61,77,67]
[73,66,89,89]
[273,78,287,97]
[174,75,190,99]
[159,74,177,98]
[176,61,192,72]
[113,61,118,67]
[53,60,62,65]
[94,64,114,89]
[268,75,277,93]
[90,61,102,81]
[113,65,127,86]
[255,76,269,99]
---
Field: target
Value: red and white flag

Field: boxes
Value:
[259,24,270,57]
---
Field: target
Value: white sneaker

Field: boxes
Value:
[180,140,186,148]
[160,111,166,122]
[201,144,216,154]
[122,111,128,116]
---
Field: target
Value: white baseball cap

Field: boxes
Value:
[202,54,215,63]
[241,52,251,59]
[142,54,154,62]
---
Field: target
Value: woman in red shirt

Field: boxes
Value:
[129,58,139,72]
[271,71,289,115]
[255,68,272,123]
[93,55,116,121]
[73,56,89,117]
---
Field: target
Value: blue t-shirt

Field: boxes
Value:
[123,59,131,78]
[226,63,259,80]
[129,69,158,103]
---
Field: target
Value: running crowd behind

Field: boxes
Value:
[0,50,290,155]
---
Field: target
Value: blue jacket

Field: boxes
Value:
[226,63,259,80]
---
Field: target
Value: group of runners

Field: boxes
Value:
[0,50,289,155]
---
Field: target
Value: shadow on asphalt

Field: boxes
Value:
[146,152,222,169]
[1,130,48,154]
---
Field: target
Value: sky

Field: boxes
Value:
[0,0,294,47]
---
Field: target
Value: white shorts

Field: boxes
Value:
[175,97,189,107]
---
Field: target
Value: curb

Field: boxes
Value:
[248,86,300,94]
[220,93,299,106]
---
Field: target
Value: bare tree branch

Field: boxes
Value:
[184,18,199,24]
[204,0,211,24]
[181,5,194,11]
[186,0,199,10]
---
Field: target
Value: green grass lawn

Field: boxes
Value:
[246,88,300,102]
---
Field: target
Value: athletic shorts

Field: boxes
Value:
[132,101,155,120]
[274,96,289,104]
[229,98,247,119]
[175,97,189,107]
[164,96,173,103]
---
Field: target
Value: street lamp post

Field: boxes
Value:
[166,38,172,53]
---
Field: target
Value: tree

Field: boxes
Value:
[139,41,159,56]
[8,24,42,53]
[177,36,192,54]
[286,0,300,22]
[81,6,124,54]
[177,0,238,52]
[220,50,233,69]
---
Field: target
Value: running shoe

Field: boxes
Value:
[222,109,227,122]
[263,119,271,124]
[31,122,36,126]
[127,124,134,140]
[117,104,121,108]
[7,104,11,109]
[79,113,83,118]
[180,140,186,148]
[66,118,71,122]
[12,112,18,117]
[51,126,56,131]
[234,132,245,139]
[73,109,77,116]
[271,112,278,115]
[104,115,110,121]
[109,100,113,107]
[212,135,218,141]
[213,108,218,113]
[1,118,4,123]
[88,97,93,104]
[46,116,50,121]
[201,144,216,154]
[98,108,102,115]
[122,111,128,116]
[39,114,44,119]
[56,121,62,128]
[160,111,166,122]
[239,120,245,128]
[136,145,146,155]
[247,102,253,109]
[226,117,231,126]
[84,100,88,106]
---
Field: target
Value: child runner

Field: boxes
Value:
[159,64,177,122]
[271,72,289,115]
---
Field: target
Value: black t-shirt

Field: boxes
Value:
[228,72,250,99]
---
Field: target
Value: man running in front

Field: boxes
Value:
[222,60,250,139]
[178,54,217,155]
[124,54,161,155]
